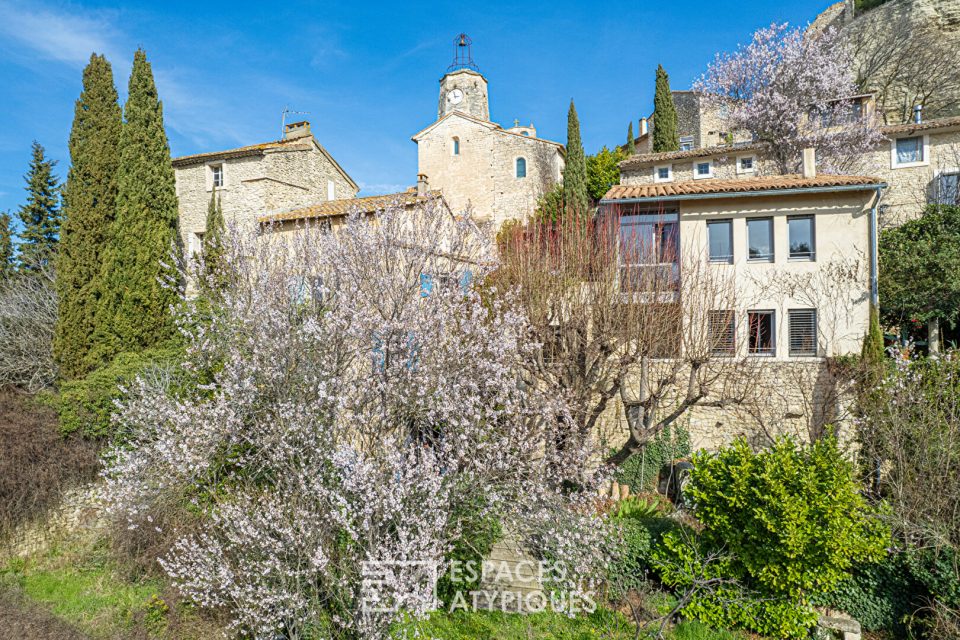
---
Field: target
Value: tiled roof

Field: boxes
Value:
[601,174,884,201]
[882,115,960,136]
[172,138,309,167]
[258,190,442,224]
[619,142,768,169]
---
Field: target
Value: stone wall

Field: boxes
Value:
[621,150,776,186]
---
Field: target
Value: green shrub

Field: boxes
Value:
[614,423,690,493]
[435,494,502,607]
[54,344,182,439]
[654,435,888,639]
[608,499,686,601]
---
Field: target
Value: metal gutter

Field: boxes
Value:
[599,182,888,205]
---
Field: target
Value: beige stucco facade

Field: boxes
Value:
[413,69,565,228]
[173,122,359,256]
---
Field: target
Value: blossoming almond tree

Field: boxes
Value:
[693,23,885,175]
[101,198,609,639]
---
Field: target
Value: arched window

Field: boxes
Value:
[516,157,527,178]
[453,137,460,156]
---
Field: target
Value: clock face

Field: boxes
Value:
[448,89,464,105]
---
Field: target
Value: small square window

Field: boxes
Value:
[655,165,672,182]
[679,136,694,151]
[708,310,735,356]
[210,164,224,188]
[707,219,733,263]
[788,216,815,260]
[894,136,924,166]
[748,310,775,356]
[788,309,818,357]
[747,218,774,261]
[738,156,755,173]
[695,161,713,179]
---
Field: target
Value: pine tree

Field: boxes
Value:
[0,213,15,280]
[626,121,636,155]
[652,65,679,153]
[202,187,226,289]
[563,99,589,219]
[97,48,182,360]
[54,54,122,379]
[16,141,60,272]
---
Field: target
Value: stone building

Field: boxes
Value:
[412,41,565,229]
[625,90,749,156]
[172,121,359,255]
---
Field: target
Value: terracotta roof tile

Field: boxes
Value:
[619,142,768,169]
[258,191,442,224]
[881,115,960,136]
[601,174,883,201]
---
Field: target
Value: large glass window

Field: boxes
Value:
[747,218,774,262]
[788,216,815,260]
[516,157,527,178]
[938,172,960,205]
[748,310,775,356]
[895,136,923,165]
[788,309,818,357]
[707,219,733,263]
[618,213,679,292]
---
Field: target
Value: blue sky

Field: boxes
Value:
[0,0,832,220]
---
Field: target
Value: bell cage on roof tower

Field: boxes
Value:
[447,33,480,72]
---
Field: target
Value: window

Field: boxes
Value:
[452,137,460,156]
[694,161,713,179]
[679,136,695,151]
[516,157,527,178]
[788,309,818,357]
[708,310,735,355]
[210,164,223,188]
[327,179,335,201]
[893,136,926,167]
[788,216,815,260]
[618,213,679,292]
[521,131,529,136]
[654,165,672,183]
[748,310,775,356]
[188,231,204,257]
[707,219,733,263]
[937,172,960,205]
[747,218,774,261]
[737,156,755,174]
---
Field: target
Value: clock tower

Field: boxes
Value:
[437,34,489,122]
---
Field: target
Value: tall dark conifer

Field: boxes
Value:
[54,54,122,379]
[563,99,589,219]
[16,141,60,272]
[201,187,226,289]
[97,48,181,360]
[0,213,14,280]
[626,121,636,155]
[652,65,679,153]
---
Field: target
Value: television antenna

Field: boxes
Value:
[281,106,311,137]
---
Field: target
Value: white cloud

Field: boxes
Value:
[0,1,122,67]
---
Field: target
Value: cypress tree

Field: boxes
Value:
[0,213,14,280]
[563,99,589,219]
[97,48,182,360]
[16,141,61,272]
[201,187,226,289]
[54,54,122,379]
[652,65,679,153]
[626,121,636,155]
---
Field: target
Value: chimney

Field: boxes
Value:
[914,104,923,124]
[802,147,817,179]
[639,118,648,136]
[417,174,428,197]
[283,120,311,140]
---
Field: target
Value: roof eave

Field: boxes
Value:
[600,182,887,205]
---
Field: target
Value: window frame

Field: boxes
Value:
[617,211,680,293]
[736,155,756,175]
[654,164,673,183]
[746,217,775,263]
[679,135,695,152]
[707,219,734,264]
[452,137,460,156]
[708,310,736,356]
[693,160,714,180]
[788,308,818,357]
[747,310,776,357]
[515,156,527,179]
[936,169,960,205]
[327,179,335,201]
[787,215,816,261]
[891,134,929,168]
[208,163,224,190]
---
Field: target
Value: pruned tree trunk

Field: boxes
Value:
[929,317,941,355]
